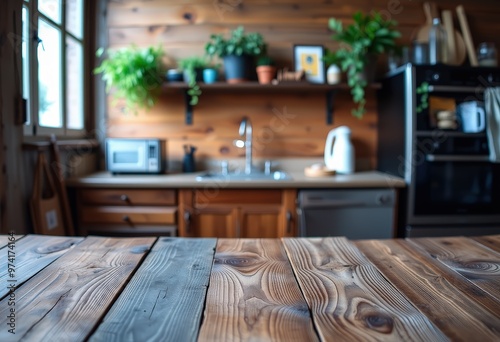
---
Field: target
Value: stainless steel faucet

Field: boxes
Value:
[239,117,253,174]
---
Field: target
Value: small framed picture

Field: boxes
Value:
[293,45,325,84]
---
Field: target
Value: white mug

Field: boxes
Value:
[457,101,486,133]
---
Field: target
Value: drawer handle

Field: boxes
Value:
[122,215,131,222]
[120,195,129,202]
[184,211,191,234]
[286,210,292,234]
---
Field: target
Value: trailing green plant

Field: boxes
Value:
[416,81,429,113]
[205,26,265,58]
[94,45,165,113]
[326,11,401,118]
[178,56,209,105]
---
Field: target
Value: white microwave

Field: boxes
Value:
[105,138,165,174]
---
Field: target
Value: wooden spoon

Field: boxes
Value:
[456,5,478,66]
[415,2,434,42]
[442,10,466,65]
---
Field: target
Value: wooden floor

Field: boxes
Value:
[0,234,499,341]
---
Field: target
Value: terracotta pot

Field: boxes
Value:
[256,65,277,84]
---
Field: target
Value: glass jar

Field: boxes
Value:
[477,42,498,67]
[428,18,448,64]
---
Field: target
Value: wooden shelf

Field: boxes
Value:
[162,82,381,125]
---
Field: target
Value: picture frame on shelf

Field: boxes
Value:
[293,45,325,84]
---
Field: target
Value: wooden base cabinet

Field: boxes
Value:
[76,188,177,236]
[179,189,297,238]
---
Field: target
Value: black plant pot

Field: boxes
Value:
[360,54,379,83]
[223,55,256,83]
[183,68,204,84]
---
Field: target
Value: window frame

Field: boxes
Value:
[23,0,87,138]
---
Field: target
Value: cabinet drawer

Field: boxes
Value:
[194,189,282,206]
[80,189,176,206]
[80,206,177,225]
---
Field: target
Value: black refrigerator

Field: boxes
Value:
[377,63,500,237]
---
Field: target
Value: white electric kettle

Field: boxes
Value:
[324,126,355,174]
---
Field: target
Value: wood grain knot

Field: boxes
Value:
[183,12,195,22]
[356,302,394,334]
[455,259,500,277]
[130,245,150,254]
[214,256,255,267]
[35,240,77,254]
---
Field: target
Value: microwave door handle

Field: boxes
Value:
[427,85,483,93]
[426,154,490,162]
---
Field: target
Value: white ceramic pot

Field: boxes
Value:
[326,64,341,85]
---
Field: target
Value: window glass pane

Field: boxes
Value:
[22,6,30,125]
[66,0,83,39]
[66,37,83,129]
[38,0,61,24]
[38,19,62,128]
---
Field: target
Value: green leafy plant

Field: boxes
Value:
[326,11,401,118]
[416,82,429,113]
[205,26,265,58]
[94,45,165,113]
[256,55,275,66]
[178,56,209,106]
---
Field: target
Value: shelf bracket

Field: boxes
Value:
[326,89,337,125]
[184,91,193,125]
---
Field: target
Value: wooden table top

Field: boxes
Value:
[0,234,499,341]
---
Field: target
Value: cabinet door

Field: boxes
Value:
[178,189,298,238]
[239,205,283,238]
[188,206,238,238]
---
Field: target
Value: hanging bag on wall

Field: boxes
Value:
[30,152,66,235]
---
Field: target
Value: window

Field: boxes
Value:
[23,0,85,137]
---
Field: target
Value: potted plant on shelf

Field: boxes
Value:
[325,11,401,117]
[178,56,209,105]
[205,26,266,83]
[256,56,276,84]
[202,62,221,84]
[94,45,165,113]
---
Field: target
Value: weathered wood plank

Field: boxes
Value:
[89,237,216,342]
[472,235,500,253]
[198,238,319,341]
[356,239,500,341]
[108,92,378,162]
[282,237,447,341]
[0,235,83,299]
[0,235,24,249]
[409,236,500,300]
[0,236,155,341]
[107,2,371,27]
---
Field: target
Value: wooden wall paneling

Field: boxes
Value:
[0,0,27,234]
[107,1,373,27]
[107,91,377,165]
[104,0,498,169]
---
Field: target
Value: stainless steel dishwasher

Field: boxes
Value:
[297,189,396,239]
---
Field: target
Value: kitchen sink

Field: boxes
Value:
[195,171,292,181]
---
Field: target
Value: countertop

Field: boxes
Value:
[66,170,406,189]
[1,234,498,341]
